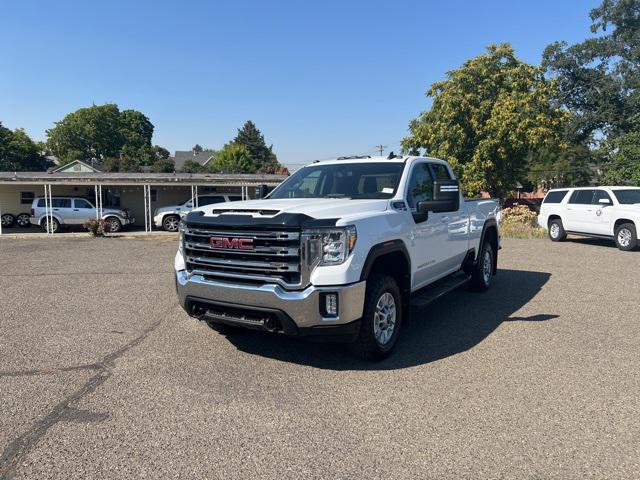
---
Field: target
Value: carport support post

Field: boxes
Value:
[190,185,198,209]
[44,184,53,235]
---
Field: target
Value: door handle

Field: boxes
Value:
[73,209,79,211]
[440,217,449,223]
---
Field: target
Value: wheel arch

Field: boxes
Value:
[477,219,499,275]
[360,240,411,321]
[614,218,637,232]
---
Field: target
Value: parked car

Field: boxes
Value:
[174,155,500,359]
[153,194,242,232]
[30,197,135,233]
[538,186,640,251]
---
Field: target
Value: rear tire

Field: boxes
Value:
[1,213,15,228]
[469,241,494,292]
[163,214,180,232]
[352,273,402,360]
[614,223,637,251]
[16,213,31,228]
[104,216,122,233]
[548,218,567,242]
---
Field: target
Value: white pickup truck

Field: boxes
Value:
[174,156,500,359]
[538,186,640,251]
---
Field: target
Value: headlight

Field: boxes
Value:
[303,226,357,266]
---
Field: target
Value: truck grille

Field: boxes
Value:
[183,224,303,287]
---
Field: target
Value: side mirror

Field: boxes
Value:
[598,198,611,205]
[417,179,460,214]
[185,202,193,208]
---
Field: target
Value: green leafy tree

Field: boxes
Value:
[152,145,170,160]
[192,144,203,153]
[0,123,51,171]
[181,159,207,173]
[46,104,156,172]
[233,121,280,173]
[526,144,595,190]
[209,143,256,173]
[47,104,123,163]
[600,131,640,185]
[543,0,640,182]
[402,44,567,198]
[151,157,175,173]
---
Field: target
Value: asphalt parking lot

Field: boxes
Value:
[1,236,638,479]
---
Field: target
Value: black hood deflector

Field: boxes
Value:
[185,210,338,229]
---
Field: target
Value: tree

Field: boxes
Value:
[152,145,170,160]
[192,144,203,153]
[151,157,175,173]
[46,104,156,172]
[600,131,640,185]
[208,143,256,173]
[0,123,51,171]
[181,159,207,173]
[402,44,567,198]
[526,144,595,190]
[47,104,123,164]
[233,121,281,173]
[543,0,640,181]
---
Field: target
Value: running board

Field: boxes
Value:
[410,272,471,309]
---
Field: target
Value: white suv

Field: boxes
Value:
[538,187,640,251]
[153,194,241,232]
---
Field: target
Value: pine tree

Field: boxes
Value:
[233,121,280,173]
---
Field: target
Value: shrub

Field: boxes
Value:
[83,219,106,237]
[500,205,546,239]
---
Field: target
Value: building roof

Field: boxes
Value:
[173,150,216,171]
[50,159,103,173]
[0,171,287,187]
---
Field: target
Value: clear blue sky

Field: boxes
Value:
[1,0,599,168]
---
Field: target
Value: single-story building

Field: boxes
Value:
[0,171,286,233]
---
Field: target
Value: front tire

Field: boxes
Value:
[352,273,402,360]
[104,216,122,233]
[163,215,180,232]
[614,223,637,251]
[548,218,567,242]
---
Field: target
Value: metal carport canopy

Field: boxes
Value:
[0,172,288,187]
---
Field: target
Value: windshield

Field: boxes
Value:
[269,162,405,200]
[613,189,640,205]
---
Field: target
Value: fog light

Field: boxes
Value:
[321,293,339,317]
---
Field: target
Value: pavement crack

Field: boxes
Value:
[0,318,163,480]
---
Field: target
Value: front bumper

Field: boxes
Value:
[176,270,366,336]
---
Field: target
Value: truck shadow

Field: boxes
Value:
[223,269,554,371]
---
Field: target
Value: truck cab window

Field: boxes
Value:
[406,163,434,209]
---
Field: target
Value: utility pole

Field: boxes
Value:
[374,145,387,156]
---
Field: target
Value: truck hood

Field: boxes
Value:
[202,198,389,220]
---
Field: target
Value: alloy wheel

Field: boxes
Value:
[373,292,397,346]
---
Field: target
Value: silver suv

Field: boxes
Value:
[30,197,134,233]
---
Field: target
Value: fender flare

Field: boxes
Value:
[359,239,411,282]
[477,218,499,273]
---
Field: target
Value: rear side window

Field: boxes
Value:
[37,199,46,207]
[51,199,71,208]
[199,196,225,206]
[543,190,568,204]
[227,196,242,202]
[568,190,595,205]
[74,199,93,209]
[592,190,612,204]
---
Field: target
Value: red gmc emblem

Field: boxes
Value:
[210,236,254,250]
